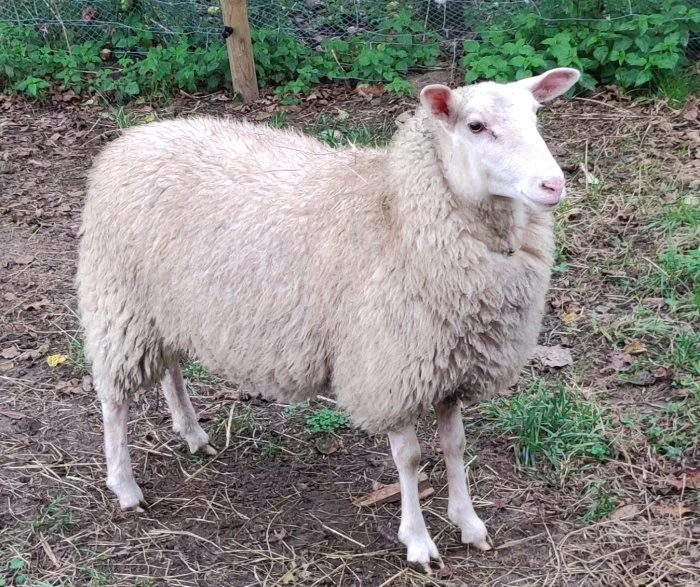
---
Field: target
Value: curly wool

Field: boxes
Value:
[76,112,554,434]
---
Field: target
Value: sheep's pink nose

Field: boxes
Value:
[540,177,565,199]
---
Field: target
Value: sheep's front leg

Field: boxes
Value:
[435,399,490,550]
[389,425,443,573]
[161,363,216,456]
[102,398,147,511]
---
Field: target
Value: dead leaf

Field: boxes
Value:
[55,380,83,394]
[1,346,19,359]
[550,295,572,309]
[667,468,700,490]
[624,341,647,355]
[14,254,35,265]
[626,370,657,386]
[315,434,342,455]
[532,345,573,368]
[357,84,386,100]
[606,503,641,521]
[562,311,579,324]
[651,503,693,518]
[47,354,69,367]
[1,362,14,372]
[605,350,634,373]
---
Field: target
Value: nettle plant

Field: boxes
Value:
[461,1,700,90]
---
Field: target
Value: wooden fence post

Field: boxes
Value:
[220,0,259,102]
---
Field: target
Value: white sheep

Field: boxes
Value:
[76,67,580,573]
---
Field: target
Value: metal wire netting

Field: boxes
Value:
[2,1,699,70]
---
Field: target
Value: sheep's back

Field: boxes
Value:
[77,118,377,398]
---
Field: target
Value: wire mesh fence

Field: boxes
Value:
[1,0,699,81]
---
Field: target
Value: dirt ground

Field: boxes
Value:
[1,86,699,587]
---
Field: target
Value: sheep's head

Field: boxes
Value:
[420,67,580,211]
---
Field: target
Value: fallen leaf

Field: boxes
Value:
[14,254,35,265]
[55,380,82,394]
[47,354,69,367]
[550,295,572,309]
[667,468,700,490]
[651,503,693,518]
[605,350,634,373]
[335,109,350,121]
[606,503,641,521]
[682,102,698,121]
[562,311,579,324]
[1,362,14,372]
[315,434,342,455]
[357,84,386,100]
[532,345,573,368]
[624,341,647,355]
[1,346,19,359]
[626,370,657,386]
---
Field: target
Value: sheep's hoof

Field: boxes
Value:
[470,539,492,551]
[196,443,218,456]
[128,500,150,514]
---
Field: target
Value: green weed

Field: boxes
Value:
[30,494,75,536]
[184,359,211,382]
[580,480,619,524]
[305,408,350,435]
[482,379,611,478]
[261,440,282,458]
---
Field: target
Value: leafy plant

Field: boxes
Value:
[461,1,700,91]
[305,408,350,435]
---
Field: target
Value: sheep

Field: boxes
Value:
[76,67,580,573]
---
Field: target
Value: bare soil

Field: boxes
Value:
[1,87,699,586]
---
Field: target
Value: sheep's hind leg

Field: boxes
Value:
[161,363,216,456]
[389,424,443,574]
[102,397,147,511]
[435,398,490,550]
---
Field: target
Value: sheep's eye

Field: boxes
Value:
[468,121,485,133]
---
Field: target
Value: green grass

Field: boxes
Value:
[308,116,395,149]
[482,379,611,479]
[624,399,700,460]
[68,336,88,374]
[30,494,75,536]
[305,408,350,435]
[655,69,700,107]
[184,359,211,382]
[261,440,282,458]
[580,480,619,525]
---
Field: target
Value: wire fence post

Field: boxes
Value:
[220,0,259,102]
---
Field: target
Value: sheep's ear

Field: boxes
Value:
[514,68,581,103]
[420,84,458,125]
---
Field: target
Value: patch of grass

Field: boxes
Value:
[626,399,700,460]
[580,480,619,525]
[261,440,282,459]
[30,494,75,536]
[308,116,395,149]
[482,379,611,479]
[655,69,700,107]
[283,401,309,419]
[68,336,88,374]
[305,408,350,435]
[269,110,287,129]
[184,359,211,382]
